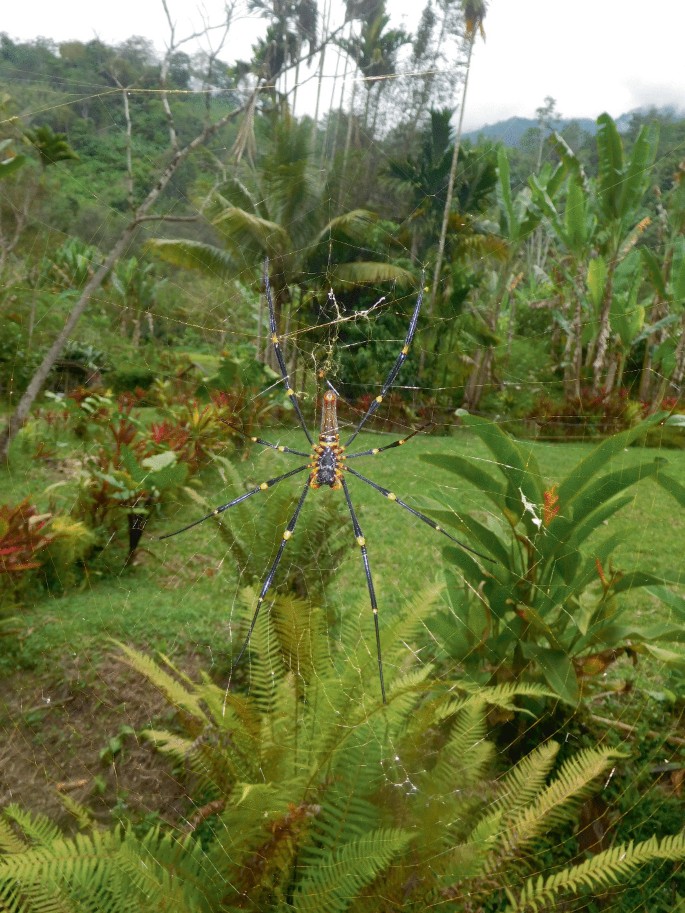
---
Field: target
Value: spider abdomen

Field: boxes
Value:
[316,445,339,487]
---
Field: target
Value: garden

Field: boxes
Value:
[1,5,685,910]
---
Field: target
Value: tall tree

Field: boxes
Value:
[428,0,487,320]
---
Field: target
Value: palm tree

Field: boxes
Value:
[335,1,410,197]
[148,113,413,372]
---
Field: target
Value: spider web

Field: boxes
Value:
[0,5,684,911]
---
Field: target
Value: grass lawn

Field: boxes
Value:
[2,424,683,670]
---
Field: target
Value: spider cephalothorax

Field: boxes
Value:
[309,390,345,490]
[159,260,490,703]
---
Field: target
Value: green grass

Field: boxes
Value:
[2,424,684,675]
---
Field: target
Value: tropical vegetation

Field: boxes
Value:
[1,3,684,910]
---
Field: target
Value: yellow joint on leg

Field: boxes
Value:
[260,482,269,490]
[278,445,285,452]
[402,345,410,355]
[387,492,397,501]
[375,395,383,403]
[286,388,295,396]
[283,530,292,540]
[356,535,366,547]
[271,334,279,344]
[371,448,380,455]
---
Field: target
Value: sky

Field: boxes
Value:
[2,0,684,132]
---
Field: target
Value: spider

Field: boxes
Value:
[160,262,489,703]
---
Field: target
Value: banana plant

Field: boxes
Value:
[531,114,658,397]
[462,146,555,409]
[421,412,685,703]
[640,198,685,402]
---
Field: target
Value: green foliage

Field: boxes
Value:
[422,413,685,702]
[0,806,216,913]
[76,445,188,555]
[174,453,347,604]
[526,388,643,439]
[74,602,681,912]
[0,319,41,397]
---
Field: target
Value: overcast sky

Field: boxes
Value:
[3,0,683,131]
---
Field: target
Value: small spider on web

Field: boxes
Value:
[159,261,492,703]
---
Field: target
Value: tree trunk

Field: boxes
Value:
[427,32,474,326]
[591,268,616,393]
[668,312,685,394]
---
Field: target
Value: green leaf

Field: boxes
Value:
[522,645,579,704]
[333,261,415,286]
[141,450,178,472]
[620,123,658,216]
[645,586,685,622]
[147,238,238,278]
[458,414,543,512]
[586,256,607,309]
[565,177,590,255]
[595,112,624,219]
[420,452,504,510]
[497,146,516,240]
[556,413,666,507]
[0,152,26,178]
[653,469,685,507]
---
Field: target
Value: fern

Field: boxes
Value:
[0,816,221,913]
[500,745,623,856]
[508,833,685,912]
[292,829,413,913]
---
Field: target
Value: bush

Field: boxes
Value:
[0,499,93,603]
[527,388,643,439]
[109,366,157,393]
[422,412,685,703]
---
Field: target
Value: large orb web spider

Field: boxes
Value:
[160,261,491,703]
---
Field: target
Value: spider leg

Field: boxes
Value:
[220,419,310,458]
[340,477,386,704]
[264,260,314,446]
[230,478,311,672]
[345,424,432,460]
[156,465,309,540]
[344,465,494,563]
[345,284,424,448]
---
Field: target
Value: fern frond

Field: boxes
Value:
[428,700,493,794]
[2,806,61,848]
[244,595,286,715]
[500,746,620,858]
[494,740,560,819]
[293,829,413,913]
[271,593,329,686]
[56,794,93,832]
[0,812,28,855]
[508,833,685,913]
[114,643,209,723]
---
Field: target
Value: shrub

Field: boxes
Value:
[527,388,643,439]
[0,499,93,603]
[109,366,157,393]
[421,412,685,703]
